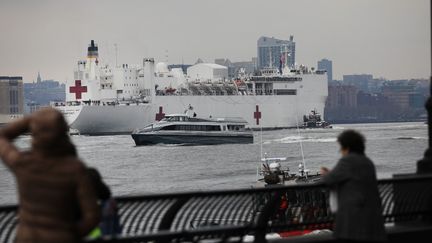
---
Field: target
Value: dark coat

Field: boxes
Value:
[0,113,100,243]
[323,153,387,242]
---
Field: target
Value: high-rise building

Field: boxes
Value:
[317,59,333,82]
[257,36,295,69]
[0,76,24,123]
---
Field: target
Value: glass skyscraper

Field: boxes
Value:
[317,58,333,82]
[257,36,295,70]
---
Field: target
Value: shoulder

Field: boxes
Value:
[58,156,88,175]
[342,153,371,164]
[342,153,361,160]
[345,153,376,174]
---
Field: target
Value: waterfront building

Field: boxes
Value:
[0,76,24,124]
[24,73,65,106]
[382,81,418,110]
[343,74,373,92]
[326,83,358,109]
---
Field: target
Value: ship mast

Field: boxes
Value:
[295,114,307,178]
[293,98,308,178]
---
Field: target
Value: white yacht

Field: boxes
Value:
[131,114,253,145]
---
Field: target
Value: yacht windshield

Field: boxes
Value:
[161,116,187,122]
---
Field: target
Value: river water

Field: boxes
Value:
[0,122,427,205]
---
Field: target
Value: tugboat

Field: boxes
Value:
[302,109,332,129]
[131,114,253,146]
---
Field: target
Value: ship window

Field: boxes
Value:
[274,89,297,95]
[161,125,176,130]
[209,125,221,131]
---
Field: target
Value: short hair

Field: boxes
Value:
[337,130,366,154]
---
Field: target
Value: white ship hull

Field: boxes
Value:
[58,94,326,135]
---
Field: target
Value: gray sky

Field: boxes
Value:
[0,0,430,82]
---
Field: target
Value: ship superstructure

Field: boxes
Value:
[55,40,328,135]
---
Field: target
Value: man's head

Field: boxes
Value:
[30,108,69,150]
[337,130,366,155]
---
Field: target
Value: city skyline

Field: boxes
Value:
[0,0,430,82]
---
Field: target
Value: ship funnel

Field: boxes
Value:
[87,40,99,58]
[143,58,155,99]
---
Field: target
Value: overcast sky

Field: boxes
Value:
[0,0,430,82]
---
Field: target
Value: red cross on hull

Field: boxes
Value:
[69,80,87,100]
[254,105,262,125]
[155,106,165,121]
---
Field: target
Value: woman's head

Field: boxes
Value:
[337,130,366,155]
[30,108,76,156]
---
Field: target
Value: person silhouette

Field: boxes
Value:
[0,108,100,243]
[321,130,386,242]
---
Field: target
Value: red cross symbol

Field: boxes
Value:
[69,80,87,100]
[254,105,262,125]
[155,106,165,121]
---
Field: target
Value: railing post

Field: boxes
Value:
[253,191,281,243]
[157,196,190,243]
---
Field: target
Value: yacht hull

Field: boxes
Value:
[131,132,253,146]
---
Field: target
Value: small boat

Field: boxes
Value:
[255,112,322,187]
[256,156,322,187]
[131,114,254,145]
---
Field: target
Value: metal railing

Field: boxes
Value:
[0,175,431,243]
